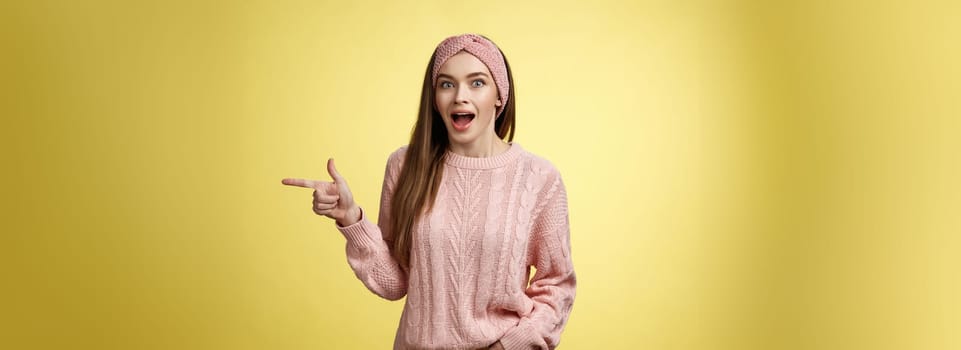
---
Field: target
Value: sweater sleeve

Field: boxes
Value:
[335,148,409,301]
[499,173,577,350]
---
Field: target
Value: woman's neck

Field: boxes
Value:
[448,136,510,158]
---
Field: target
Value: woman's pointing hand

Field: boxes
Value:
[282,158,362,227]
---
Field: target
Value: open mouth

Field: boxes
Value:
[451,112,475,131]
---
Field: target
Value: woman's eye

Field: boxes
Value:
[472,80,485,87]
[440,82,453,88]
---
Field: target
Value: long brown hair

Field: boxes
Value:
[389,38,516,270]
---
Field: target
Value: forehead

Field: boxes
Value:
[437,51,492,77]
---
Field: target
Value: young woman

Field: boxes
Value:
[282,33,576,350]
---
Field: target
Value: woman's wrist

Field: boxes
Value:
[336,206,362,227]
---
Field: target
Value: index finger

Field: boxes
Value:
[281,178,317,188]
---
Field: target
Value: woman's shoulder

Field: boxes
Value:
[380,145,409,179]
[516,144,563,181]
[388,145,409,164]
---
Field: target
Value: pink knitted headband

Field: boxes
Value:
[430,34,510,117]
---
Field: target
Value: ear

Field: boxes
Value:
[495,99,502,107]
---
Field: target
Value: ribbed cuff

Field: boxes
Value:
[336,207,382,248]
[498,321,543,350]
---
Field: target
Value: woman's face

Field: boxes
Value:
[434,51,503,148]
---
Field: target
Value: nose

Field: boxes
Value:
[455,85,470,104]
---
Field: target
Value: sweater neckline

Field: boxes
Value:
[444,142,522,169]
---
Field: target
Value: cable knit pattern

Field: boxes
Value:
[336,142,576,350]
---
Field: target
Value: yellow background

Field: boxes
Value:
[2,0,958,349]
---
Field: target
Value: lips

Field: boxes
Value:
[451,112,475,131]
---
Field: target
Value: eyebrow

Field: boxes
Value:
[437,72,490,80]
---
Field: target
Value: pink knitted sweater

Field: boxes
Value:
[335,142,576,350]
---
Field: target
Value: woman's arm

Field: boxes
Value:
[498,174,577,349]
[336,148,409,301]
